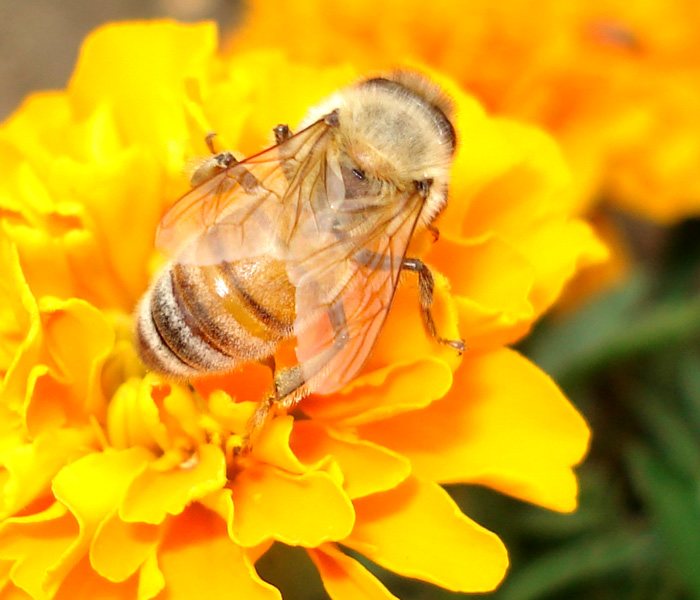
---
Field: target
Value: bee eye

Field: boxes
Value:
[352,168,366,180]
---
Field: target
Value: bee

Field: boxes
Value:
[136,71,464,445]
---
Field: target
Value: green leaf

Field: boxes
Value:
[625,443,700,596]
[622,384,700,480]
[525,271,700,383]
[494,529,659,600]
[676,350,700,438]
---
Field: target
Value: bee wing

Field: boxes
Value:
[155,118,333,265]
[291,187,424,395]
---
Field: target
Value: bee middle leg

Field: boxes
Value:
[402,258,465,353]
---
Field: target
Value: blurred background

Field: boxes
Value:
[3,1,700,599]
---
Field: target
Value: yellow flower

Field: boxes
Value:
[0,21,604,598]
[234,0,700,224]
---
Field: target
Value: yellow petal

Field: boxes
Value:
[137,552,164,600]
[48,448,152,593]
[290,421,410,499]
[156,504,281,600]
[426,233,535,348]
[301,357,453,426]
[230,463,355,547]
[359,348,590,512]
[1,428,90,519]
[90,512,162,583]
[308,544,399,600]
[346,477,508,592]
[26,297,114,434]
[69,21,220,177]
[0,502,77,599]
[251,415,307,474]
[120,444,226,525]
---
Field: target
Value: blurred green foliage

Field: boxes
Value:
[258,219,700,599]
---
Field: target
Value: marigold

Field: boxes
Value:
[234,0,700,224]
[0,21,605,599]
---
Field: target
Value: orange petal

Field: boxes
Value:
[230,463,355,547]
[156,504,281,600]
[120,444,226,525]
[0,580,33,600]
[290,421,410,499]
[90,512,162,583]
[53,555,138,600]
[308,544,399,600]
[0,502,77,599]
[426,233,535,348]
[301,357,452,426]
[509,217,608,319]
[359,348,590,512]
[346,477,508,592]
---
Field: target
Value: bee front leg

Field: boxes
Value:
[273,124,292,144]
[402,258,465,353]
[188,133,239,187]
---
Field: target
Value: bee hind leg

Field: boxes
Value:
[402,258,466,353]
[238,363,307,454]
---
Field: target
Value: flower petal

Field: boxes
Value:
[48,448,152,593]
[26,297,114,434]
[359,348,590,512]
[90,512,162,583]
[69,20,219,178]
[308,544,399,600]
[346,477,508,592]
[427,233,535,348]
[301,357,453,425]
[137,552,164,600]
[1,428,90,519]
[156,504,281,600]
[53,555,138,600]
[0,502,77,599]
[290,421,410,499]
[230,463,355,547]
[120,444,226,525]
[252,416,307,474]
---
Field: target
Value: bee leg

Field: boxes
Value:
[273,124,292,144]
[189,150,238,187]
[427,224,440,242]
[239,364,307,453]
[239,302,349,453]
[402,258,466,353]
[273,124,297,183]
[204,132,219,154]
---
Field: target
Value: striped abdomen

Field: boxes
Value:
[136,257,296,378]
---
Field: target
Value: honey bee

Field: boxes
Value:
[136,71,464,445]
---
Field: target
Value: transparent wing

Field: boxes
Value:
[155,118,333,265]
[291,187,424,395]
